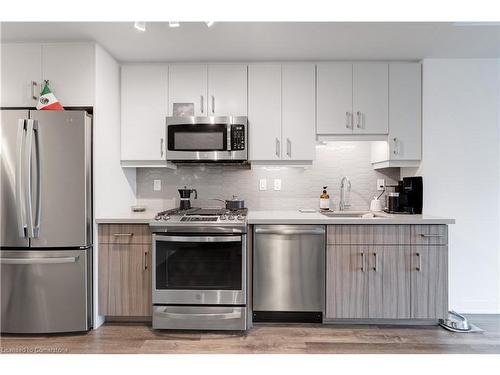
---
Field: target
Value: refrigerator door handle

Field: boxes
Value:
[32,120,42,237]
[24,119,35,238]
[15,119,27,238]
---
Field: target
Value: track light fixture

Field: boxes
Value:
[169,21,180,28]
[134,22,146,32]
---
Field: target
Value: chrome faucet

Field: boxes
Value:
[339,177,351,211]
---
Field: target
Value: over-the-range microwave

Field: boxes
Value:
[166,116,247,163]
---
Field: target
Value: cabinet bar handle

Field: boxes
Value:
[420,234,443,237]
[144,251,148,270]
[393,137,400,155]
[275,138,280,158]
[31,81,38,100]
[360,252,365,272]
[345,111,351,129]
[373,252,378,272]
[200,96,204,113]
[211,95,215,114]
[356,111,362,129]
[286,138,291,158]
[113,233,133,237]
[416,252,421,272]
[160,138,164,158]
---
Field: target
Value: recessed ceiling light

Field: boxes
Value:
[206,21,215,28]
[134,22,146,32]
[169,21,180,28]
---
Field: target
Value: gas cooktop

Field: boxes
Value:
[150,207,248,233]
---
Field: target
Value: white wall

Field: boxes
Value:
[403,58,500,313]
[94,45,136,218]
[93,44,136,326]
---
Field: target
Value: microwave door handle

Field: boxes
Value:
[227,125,231,151]
[24,119,35,238]
[16,119,27,238]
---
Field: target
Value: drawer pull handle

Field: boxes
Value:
[113,233,134,237]
[420,234,443,237]
[372,252,378,272]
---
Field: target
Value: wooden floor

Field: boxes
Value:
[1,315,499,354]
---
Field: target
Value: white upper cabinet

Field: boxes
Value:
[1,44,42,107]
[41,44,95,106]
[371,63,422,168]
[208,64,248,116]
[282,63,316,161]
[121,65,169,165]
[352,63,389,134]
[168,64,207,116]
[248,64,282,161]
[316,63,353,134]
[388,63,421,160]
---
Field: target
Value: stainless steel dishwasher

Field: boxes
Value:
[253,225,325,323]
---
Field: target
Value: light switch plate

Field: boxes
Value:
[274,179,282,191]
[377,179,385,191]
[153,179,162,191]
[259,179,267,191]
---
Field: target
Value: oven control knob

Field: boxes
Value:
[220,215,227,220]
[237,215,244,220]
[155,215,161,221]
[162,215,170,221]
[228,215,235,220]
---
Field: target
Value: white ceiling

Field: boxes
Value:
[1,22,499,62]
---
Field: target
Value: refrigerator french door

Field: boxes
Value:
[0,109,93,333]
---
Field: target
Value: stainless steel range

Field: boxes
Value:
[150,207,249,330]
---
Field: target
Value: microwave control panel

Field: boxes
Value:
[230,125,246,150]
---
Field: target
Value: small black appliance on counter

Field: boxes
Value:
[385,176,423,214]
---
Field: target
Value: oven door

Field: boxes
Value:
[152,234,246,305]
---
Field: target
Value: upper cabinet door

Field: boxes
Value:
[388,63,422,160]
[316,63,353,134]
[207,64,247,116]
[42,44,95,106]
[282,64,316,161]
[121,65,169,163]
[1,44,42,107]
[353,63,389,134]
[248,64,282,161]
[168,64,207,116]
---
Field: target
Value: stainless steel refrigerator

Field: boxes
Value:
[1,109,93,333]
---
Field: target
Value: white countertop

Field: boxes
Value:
[247,210,455,225]
[95,211,155,224]
[95,210,455,225]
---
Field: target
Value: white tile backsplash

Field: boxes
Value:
[136,142,399,212]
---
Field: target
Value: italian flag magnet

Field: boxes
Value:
[36,81,64,110]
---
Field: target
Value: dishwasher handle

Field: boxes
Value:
[255,228,325,236]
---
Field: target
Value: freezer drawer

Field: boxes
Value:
[0,249,92,333]
[253,225,325,312]
[153,305,248,330]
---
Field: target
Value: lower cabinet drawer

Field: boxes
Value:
[327,225,411,245]
[98,224,152,244]
[411,225,448,245]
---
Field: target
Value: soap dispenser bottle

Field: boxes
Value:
[320,186,330,211]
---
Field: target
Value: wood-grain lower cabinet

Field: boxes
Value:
[325,224,448,321]
[98,224,152,317]
[326,245,410,319]
[410,245,448,319]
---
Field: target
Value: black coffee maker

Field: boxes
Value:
[386,176,423,214]
[178,186,198,210]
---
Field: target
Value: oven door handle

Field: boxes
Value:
[154,235,241,243]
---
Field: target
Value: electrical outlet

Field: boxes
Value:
[274,179,282,191]
[377,179,385,191]
[153,179,161,191]
[259,179,267,191]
